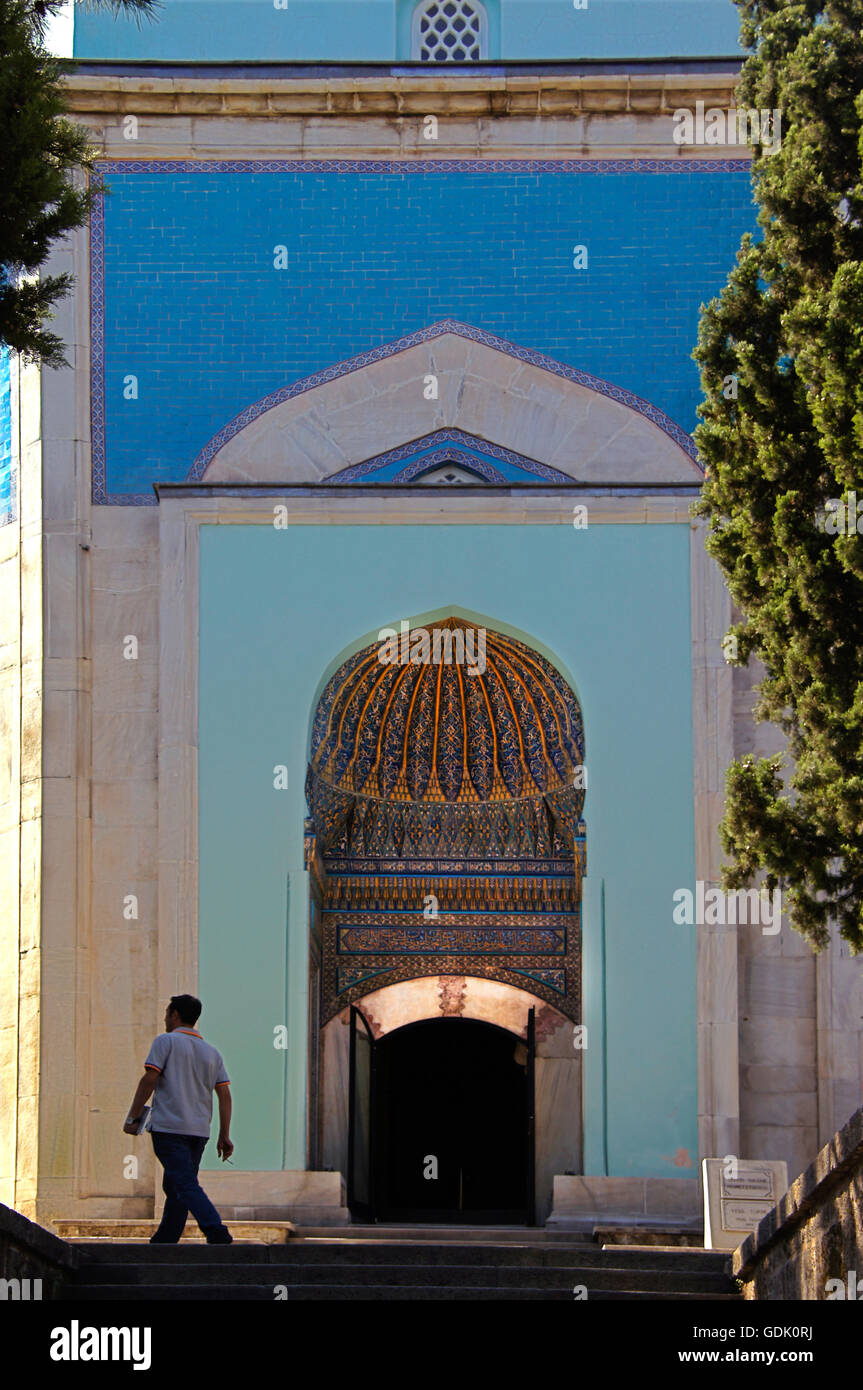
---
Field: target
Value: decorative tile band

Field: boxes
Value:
[89,190,107,505]
[338,925,567,954]
[328,429,574,485]
[331,956,572,1012]
[95,159,751,176]
[324,856,578,875]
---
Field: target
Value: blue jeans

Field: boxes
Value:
[150,1131,231,1243]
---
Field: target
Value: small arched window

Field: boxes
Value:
[411,0,489,62]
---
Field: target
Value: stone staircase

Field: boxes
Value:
[59,1226,740,1301]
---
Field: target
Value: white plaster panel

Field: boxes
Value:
[744,1092,817,1129]
[741,1126,817,1179]
[91,652,158,714]
[92,509,159,551]
[40,357,79,445]
[200,1170,344,1205]
[741,1018,816,1070]
[705,1022,741,1121]
[92,880,158,937]
[321,1013,350,1176]
[741,958,816,1019]
[92,780,157,830]
[92,826,157,885]
[743,1065,817,1096]
[698,926,737,1027]
[44,534,81,662]
[551,1175,648,1216]
[40,691,76,779]
[92,555,159,594]
[691,522,738,1162]
[91,589,157,646]
[91,711,158,779]
[41,441,83,524]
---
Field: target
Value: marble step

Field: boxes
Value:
[68,1240,732,1271]
[66,1260,737,1292]
[54,1219,293,1244]
[61,1283,740,1302]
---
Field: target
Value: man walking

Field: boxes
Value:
[124,994,234,1244]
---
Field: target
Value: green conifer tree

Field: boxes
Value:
[0,0,156,366]
[694,0,863,948]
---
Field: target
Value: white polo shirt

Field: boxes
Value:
[144,1027,230,1138]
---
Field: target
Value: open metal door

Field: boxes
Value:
[526,1006,536,1226]
[347,1004,376,1221]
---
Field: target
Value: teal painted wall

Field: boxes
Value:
[198,520,697,1177]
[74,0,741,62]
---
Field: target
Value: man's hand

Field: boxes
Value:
[124,1071,157,1136]
[217,1135,234,1161]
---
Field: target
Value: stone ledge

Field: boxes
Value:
[216,1205,352,1226]
[0,1201,79,1270]
[177,1169,346,1207]
[54,1219,294,1244]
[153,491,698,528]
[732,1106,863,1281]
[596,1227,704,1247]
[63,71,741,120]
[151,1170,350,1227]
[547,1176,702,1231]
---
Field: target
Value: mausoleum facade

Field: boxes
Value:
[1,0,861,1232]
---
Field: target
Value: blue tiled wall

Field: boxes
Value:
[0,345,12,525]
[74,0,742,62]
[95,163,755,500]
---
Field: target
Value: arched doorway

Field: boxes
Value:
[349,1013,535,1224]
[306,615,586,1221]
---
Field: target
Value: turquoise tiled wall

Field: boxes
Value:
[0,345,12,525]
[74,0,742,63]
[95,162,755,500]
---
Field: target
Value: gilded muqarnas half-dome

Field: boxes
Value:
[307,619,585,862]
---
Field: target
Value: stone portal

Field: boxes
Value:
[305,616,586,1219]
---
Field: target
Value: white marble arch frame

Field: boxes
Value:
[319,974,578,1217]
[194,323,702,490]
[157,491,736,1183]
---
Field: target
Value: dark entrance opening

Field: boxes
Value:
[350,1014,534,1224]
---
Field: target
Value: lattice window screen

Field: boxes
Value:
[412,1,489,62]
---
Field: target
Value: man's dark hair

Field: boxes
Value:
[169,994,202,1026]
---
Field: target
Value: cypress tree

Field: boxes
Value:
[694,0,863,948]
[0,0,156,366]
